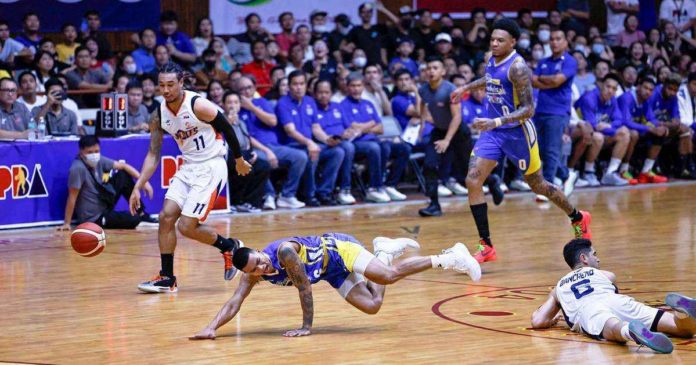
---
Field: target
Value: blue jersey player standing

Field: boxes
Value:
[189,233,481,339]
[450,19,592,264]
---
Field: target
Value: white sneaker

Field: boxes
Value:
[483,185,490,194]
[384,186,407,201]
[509,179,531,191]
[277,196,306,209]
[564,170,579,197]
[441,243,481,281]
[500,183,509,193]
[553,177,563,186]
[584,172,601,187]
[337,189,356,205]
[366,188,390,203]
[535,194,549,202]
[372,236,420,259]
[446,180,468,195]
[263,195,276,210]
[575,178,589,188]
[438,184,453,197]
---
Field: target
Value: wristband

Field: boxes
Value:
[494,118,502,127]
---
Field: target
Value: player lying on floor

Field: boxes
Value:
[531,238,696,354]
[190,233,480,338]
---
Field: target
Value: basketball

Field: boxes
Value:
[70,223,106,257]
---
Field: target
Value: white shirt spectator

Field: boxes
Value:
[605,0,639,36]
[677,82,695,126]
[361,90,384,118]
[18,95,47,111]
[660,0,696,37]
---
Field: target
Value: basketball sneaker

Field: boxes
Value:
[372,237,420,259]
[628,320,673,354]
[620,171,638,185]
[223,239,244,281]
[637,172,668,184]
[665,293,696,319]
[138,272,178,293]
[473,241,497,263]
[447,243,481,281]
[571,210,592,239]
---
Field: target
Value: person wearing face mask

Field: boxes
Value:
[351,49,368,71]
[195,48,228,89]
[31,78,78,136]
[346,2,390,66]
[517,34,532,52]
[59,135,157,231]
[328,14,352,63]
[588,37,615,65]
[536,23,552,57]
[310,10,330,45]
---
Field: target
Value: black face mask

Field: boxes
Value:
[204,60,216,69]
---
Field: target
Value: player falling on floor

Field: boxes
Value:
[450,18,591,263]
[531,238,696,354]
[189,233,481,338]
[128,62,252,293]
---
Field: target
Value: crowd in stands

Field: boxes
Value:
[2,1,696,221]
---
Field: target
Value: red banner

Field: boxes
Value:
[415,0,556,13]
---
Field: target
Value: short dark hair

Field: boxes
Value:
[78,135,100,149]
[450,74,465,83]
[0,77,16,88]
[126,80,143,93]
[393,68,412,80]
[18,70,36,83]
[314,78,332,94]
[563,239,593,268]
[44,78,64,91]
[518,8,531,18]
[202,48,216,58]
[158,61,185,79]
[426,55,444,65]
[232,247,254,271]
[139,73,156,84]
[39,38,54,47]
[279,11,293,21]
[139,27,156,40]
[245,13,260,25]
[75,45,90,56]
[664,72,683,87]
[288,70,306,84]
[0,19,8,28]
[84,10,100,18]
[603,73,622,85]
[61,23,76,32]
[688,72,696,83]
[222,90,240,104]
[492,18,521,40]
[471,7,486,17]
[23,12,38,22]
[160,10,178,23]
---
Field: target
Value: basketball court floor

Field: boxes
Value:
[1,182,695,364]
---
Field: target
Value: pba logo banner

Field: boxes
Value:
[0,164,48,200]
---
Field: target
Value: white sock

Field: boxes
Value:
[620,324,632,342]
[431,254,448,269]
[642,159,655,174]
[585,161,595,173]
[620,163,630,173]
[376,252,393,266]
[568,168,577,174]
[607,158,621,174]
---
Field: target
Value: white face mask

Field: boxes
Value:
[125,63,137,74]
[592,43,605,55]
[84,152,100,167]
[339,25,351,36]
[353,56,367,68]
[313,24,328,33]
[574,44,586,53]
[538,29,550,42]
[532,49,544,61]
[518,38,530,49]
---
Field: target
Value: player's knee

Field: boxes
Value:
[616,127,629,140]
[176,218,197,236]
[591,132,604,145]
[364,298,383,315]
[465,172,484,189]
[629,130,639,141]
[158,209,178,228]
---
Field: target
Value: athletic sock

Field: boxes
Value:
[568,209,583,223]
[431,254,449,269]
[161,254,174,277]
[213,235,235,252]
[470,203,492,247]
[585,161,595,173]
[607,158,621,174]
[620,163,630,173]
[620,324,632,342]
[641,159,655,174]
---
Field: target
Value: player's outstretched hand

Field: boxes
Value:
[283,327,312,337]
[129,189,141,216]
[450,87,468,103]
[235,157,252,176]
[472,117,497,132]
[189,327,216,340]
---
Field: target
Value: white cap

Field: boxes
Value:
[399,6,412,15]
[435,33,452,43]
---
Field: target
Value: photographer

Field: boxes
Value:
[31,78,78,135]
[58,135,157,231]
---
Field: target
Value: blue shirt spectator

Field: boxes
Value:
[574,88,623,136]
[316,102,349,136]
[618,89,656,134]
[244,98,280,146]
[534,51,577,116]
[275,94,319,144]
[649,85,681,123]
[340,96,381,142]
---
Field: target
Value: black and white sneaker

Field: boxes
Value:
[137,272,177,293]
[223,239,245,280]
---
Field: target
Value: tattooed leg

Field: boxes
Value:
[524,170,574,214]
[465,156,498,205]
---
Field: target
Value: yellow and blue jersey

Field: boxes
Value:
[485,50,528,128]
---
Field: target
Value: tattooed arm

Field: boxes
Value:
[129,111,164,215]
[450,77,487,103]
[278,242,314,337]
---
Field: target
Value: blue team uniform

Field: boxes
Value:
[260,233,367,290]
[618,90,656,135]
[472,51,541,175]
[649,85,680,123]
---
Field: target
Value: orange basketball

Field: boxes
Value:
[71,222,106,257]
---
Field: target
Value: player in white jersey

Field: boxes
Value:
[531,238,696,354]
[128,62,252,293]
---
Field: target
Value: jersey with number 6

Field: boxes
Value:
[160,90,226,163]
[555,267,617,325]
[485,50,528,129]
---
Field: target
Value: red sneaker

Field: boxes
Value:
[620,171,638,185]
[638,172,668,184]
[473,241,497,263]
[571,210,592,239]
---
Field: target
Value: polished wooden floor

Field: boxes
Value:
[2,183,696,364]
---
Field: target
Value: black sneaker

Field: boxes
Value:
[234,203,262,213]
[139,213,159,224]
[418,202,442,217]
[223,239,244,280]
[487,174,505,205]
[137,272,177,293]
[318,195,337,206]
[305,198,321,207]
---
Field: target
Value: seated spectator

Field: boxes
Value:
[15,12,42,54]
[228,13,273,66]
[32,50,57,92]
[276,70,344,206]
[241,40,275,96]
[157,11,196,64]
[192,17,214,56]
[388,39,419,77]
[31,78,78,136]
[313,79,357,205]
[210,37,235,73]
[331,67,350,102]
[296,25,314,62]
[574,74,632,186]
[124,81,150,134]
[113,54,138,82]
[17,71,46,110]
[328,13,351,63]
[263,77,288,106]
[616,14,645,49]
[275,12,295,59]
[270,66,285,87]
[65,46,112,107]
[83,37,113,78]
[139,74,160,114]
[222,91,272,212]
[81,10,112,61]
[618,76,669,183]
[56,23,80,64]
[266,40,282,65]
[238,76,307,210]
[53,74,82,128]
[0,20,33,67]
[114,74,130,93]
[362,63,392,117]
[0,77,31,139]
[284,43,305,75]
[677,72,696,178]
[132,28,157,75]
[309,10,330,45]
[59,135,156,231]
[206,80,225,108]
[38,38,71,71]
[195,49,228,89]
[152,44,173,76]
[391,68,432,146]
[302,39,337,81]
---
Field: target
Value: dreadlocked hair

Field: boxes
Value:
[158,61,195,90]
